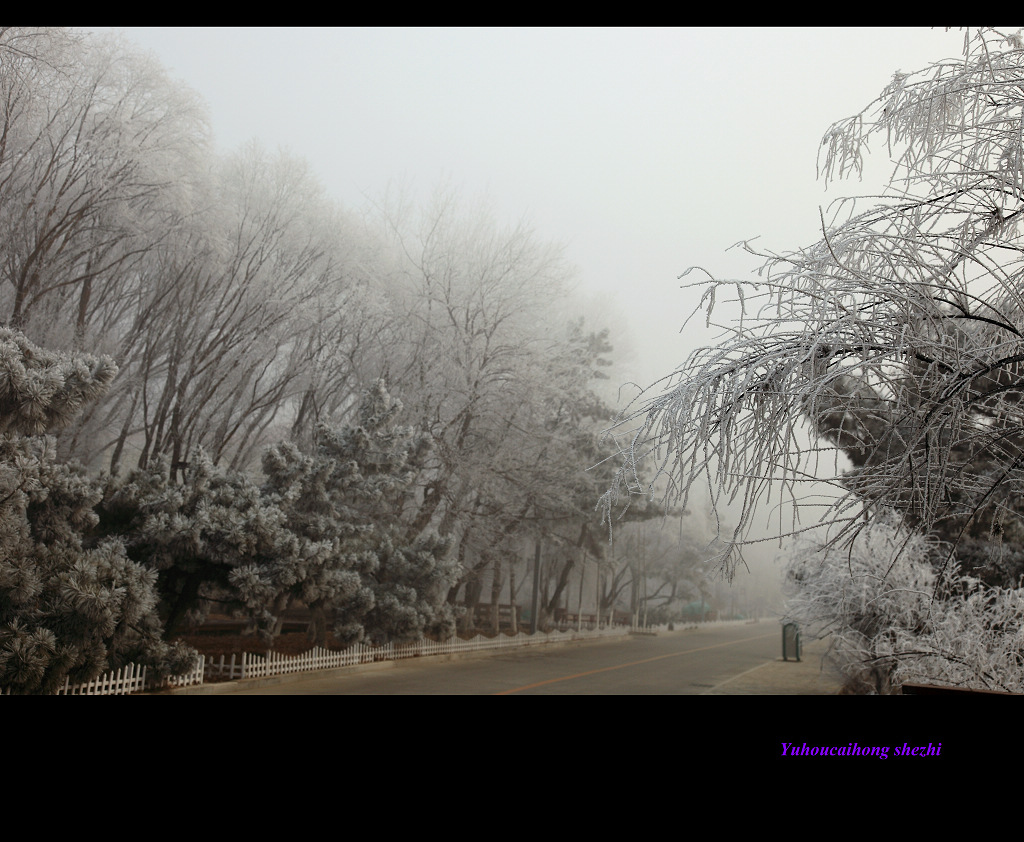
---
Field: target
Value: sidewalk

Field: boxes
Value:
[703,633,844,695]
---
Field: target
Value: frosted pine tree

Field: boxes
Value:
[0,329,195,693]
[101,448,309,639]
[254,380,457,646]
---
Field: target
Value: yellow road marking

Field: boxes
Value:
[494,631,777,695]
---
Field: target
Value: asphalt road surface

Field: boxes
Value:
[221,622,782,695]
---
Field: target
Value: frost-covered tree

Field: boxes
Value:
[372,187,577,545]
[90,144,362,478]
[529,322,668,626]
[604,28,1024,689]
[367,189,623,628]
[0,29,375,479]
[607,28,1024,574]
[632,520,711,625]
[0,329,194,693]
[100,448,304,639]
[247,380,458,646]
[785,518,1024,694]
[0,27,206,339]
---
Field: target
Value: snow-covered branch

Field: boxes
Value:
[605,29,1024,594]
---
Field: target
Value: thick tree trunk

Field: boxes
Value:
[542,523,589,620]
[461,576,482,634]
[308,602,331,648]
[162,571,203,639]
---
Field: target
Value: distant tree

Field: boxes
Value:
[0,329,194,693]
[372,187,577,545]
[366,189,619,629]
[627,520,710,626]
[531,322,668,627]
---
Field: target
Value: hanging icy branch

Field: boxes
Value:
[603,28,1024,583]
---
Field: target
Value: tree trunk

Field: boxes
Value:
[509,560,518,634]
[308,602,331,648]
[162,570,203,639]
[462,576,482,634]
[490,555,503,634]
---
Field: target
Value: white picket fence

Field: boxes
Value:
[1,653,206,696]
[1,662,151,696]
[56,662,148,695]
[3,623,644,694]
[155,656,206,690]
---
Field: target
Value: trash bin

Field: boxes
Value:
[782,622,801,662]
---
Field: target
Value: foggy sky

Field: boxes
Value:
[94,27,966,396]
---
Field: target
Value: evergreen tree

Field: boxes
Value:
[101,449,306,639]
[249,380,458,646]
[492,320,668,628]
[0,328,194,693]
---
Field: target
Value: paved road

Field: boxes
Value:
[218,621,826,695]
